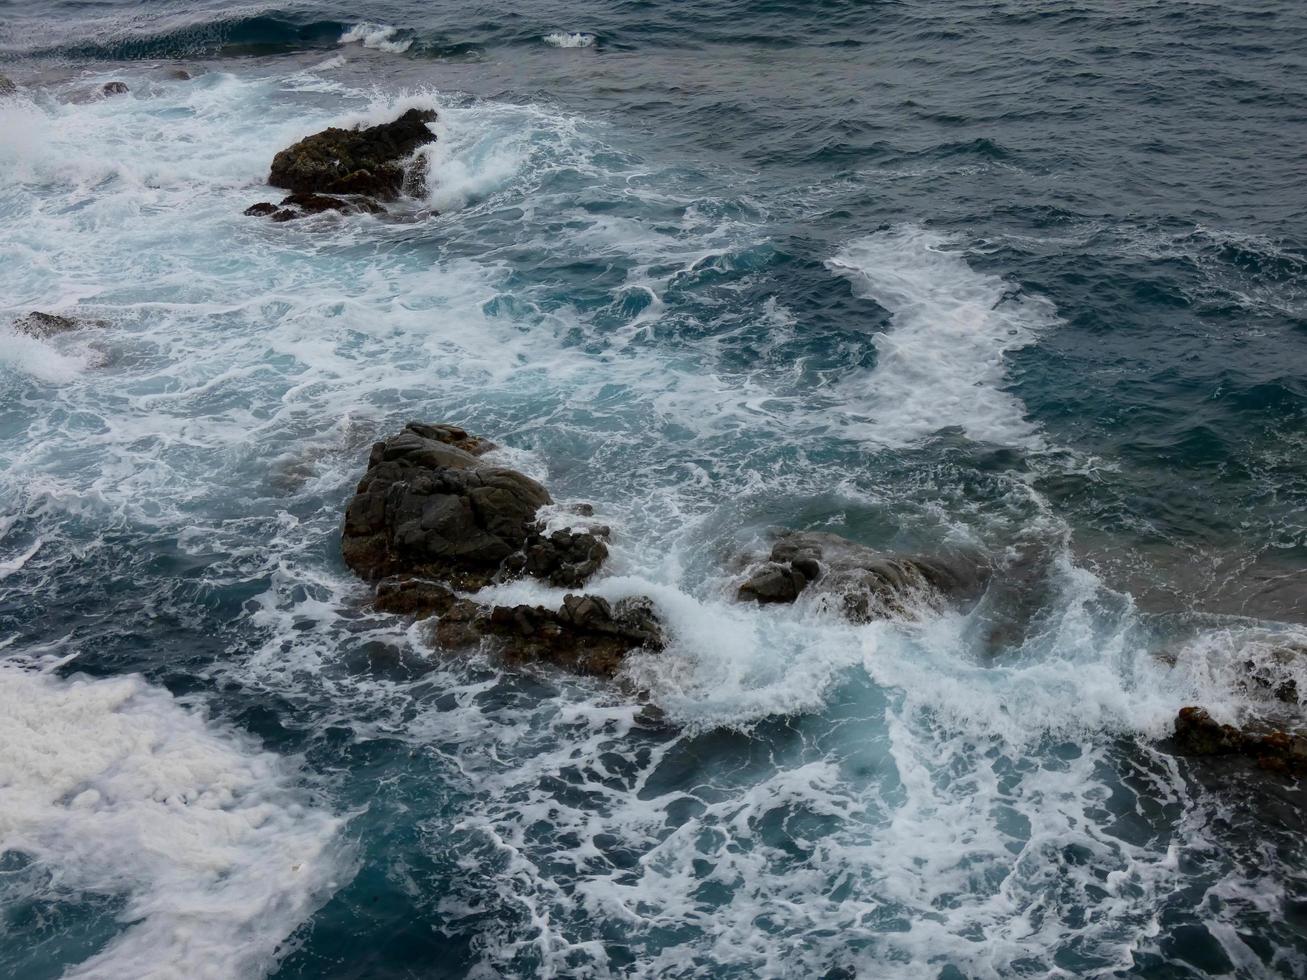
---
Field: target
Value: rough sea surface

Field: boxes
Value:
[2,2,1306,977]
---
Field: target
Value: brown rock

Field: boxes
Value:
[268,108,437,200]
[433,593,664,677]
[342,423,555,588]
[1173,706,1307,776]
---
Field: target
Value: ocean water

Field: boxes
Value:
[1,1,1306,977]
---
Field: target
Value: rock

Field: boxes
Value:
[0,74,15,97]
[13,311,83,339]
[102,81,129,96]
[1174,706,1307,775]
[738,563,809,604]
[517,529,609,588]
[268,107,437,201]
[434,593,665,677]
[167,69,192,80]
[1242,639,1305,705]
[372,576,457,618]
[245,193,387,221]
[342,422,608,591]
[283,192,385,215]
[736,530,988,622]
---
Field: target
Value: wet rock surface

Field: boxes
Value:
[736,530,989,622]
[1174,706,1307,776]
[345,424,664,677]
[342,422,554,589]
[101,81,129,96]
[246,192,387,222]
[268,107,436,201]
[13,311,91,339]
[0,74,15,96]
[434,594,665,677]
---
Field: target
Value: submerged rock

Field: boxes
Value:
[1174,706,1307,776]
[434,594,664,677]
[102,81,129,96]
[13,311,86,339]
[166,68,192,80]
[736,530,988,623]
[342,422,608,591]
[269,107,437,200]
[246,193,387,221]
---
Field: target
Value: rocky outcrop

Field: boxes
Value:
[342,422,575,589]
[344,423,664,677]
[736,530,988,623]
[1174,706,1307,776]
[0,74,16,97]
[435,594,664,677]
[102,81,129,96]
[245,193,387,222]
[268,108,436,201]
[13,311,90,339]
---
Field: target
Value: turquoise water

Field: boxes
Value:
[1,2,1306,977]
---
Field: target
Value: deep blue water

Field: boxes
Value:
[1,2,1306,977]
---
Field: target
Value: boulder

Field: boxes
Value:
[736,530,988,622]
[342,422,608,591]
[166,69,192,80]
[13,311,85,339]
[0,74,15,97]
[269,108,437,200]
[1174,706,1307,775]
[102,81,129,96]
[434,593,664,677]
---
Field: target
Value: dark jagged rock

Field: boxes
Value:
[342,423,609,593]
[13,311,84,339]
[0,74,16,97]
[246,193,387,221]
[434,593,664,677]
[269,108,437,200]
[343,423,550,588]
[166,68,192,80]
[736,530,988,622]
[1174,706,1307,776]
[102,81,129,96]
[518,529,609,588]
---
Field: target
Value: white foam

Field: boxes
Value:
[0,661,345,979]
[543,31,597,48]
[826,225,1055,448]
[338,22,412,54]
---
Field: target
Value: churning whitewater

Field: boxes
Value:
[1,1,1305,978]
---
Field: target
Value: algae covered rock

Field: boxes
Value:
[269,108,437,200]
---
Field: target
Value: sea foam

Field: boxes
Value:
[339,22,412,54]
[543,31,596,48]
[0,661,345,979]
[827,225,1055,449]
